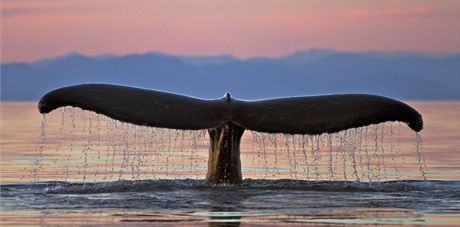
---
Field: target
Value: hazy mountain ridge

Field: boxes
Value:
[1,49,459,100]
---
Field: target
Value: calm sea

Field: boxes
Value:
[1,101,459,225]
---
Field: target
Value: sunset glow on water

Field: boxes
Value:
[1,101,459,183]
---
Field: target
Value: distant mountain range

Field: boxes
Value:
[1,49,459,101]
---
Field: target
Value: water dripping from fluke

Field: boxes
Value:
[416,132,428,181]
[31,114,47,183]
[33,84,426,185]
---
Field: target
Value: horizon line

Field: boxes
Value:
[2,48,459,65]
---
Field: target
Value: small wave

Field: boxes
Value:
[2,180,459,213]
[29,179,460,195]
[44,179,208,194]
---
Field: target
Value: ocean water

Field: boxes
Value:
[2,180,460,225]
[1,102,460,226]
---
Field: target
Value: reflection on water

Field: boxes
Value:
[0,111,421,184]
[1,101,460,225]
[2,180,460,225]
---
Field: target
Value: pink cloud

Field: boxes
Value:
[2,1,460,62]
[344,7,437,19]
[2,1,65,17]
[1,0,103,17]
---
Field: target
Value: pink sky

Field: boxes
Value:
[1,0,460,62]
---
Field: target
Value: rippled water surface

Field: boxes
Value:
[2,180,460,225]
[1,102,460,226]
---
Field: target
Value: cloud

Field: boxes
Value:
[1,0,103,18]
[1,1,62,17]
[343,7,452,19]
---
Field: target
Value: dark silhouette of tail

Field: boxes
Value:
[39,84,422,134]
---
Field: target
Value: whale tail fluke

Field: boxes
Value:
[39,84,422,134]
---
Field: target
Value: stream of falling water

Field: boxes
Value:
[31,114,46,183]
[26,108,429,183]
